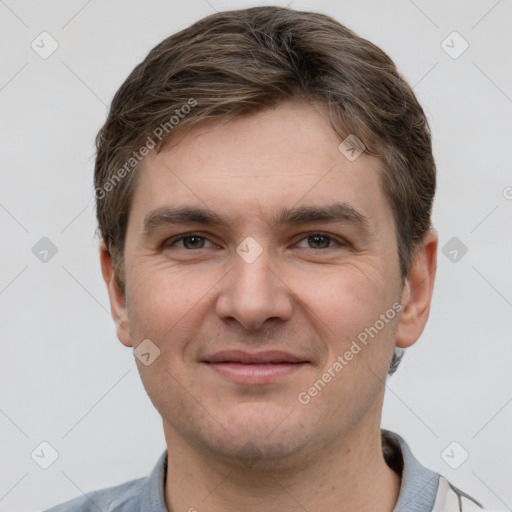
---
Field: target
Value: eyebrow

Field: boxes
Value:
[142,203,372,237]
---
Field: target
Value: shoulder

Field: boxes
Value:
[43,476,145,512]
[381,430,495,512]
[44,450,168,512]
[433,476,497,512]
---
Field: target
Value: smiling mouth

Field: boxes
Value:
[203,349,308,364]
[204,361,309,386]
[203,361,309,385]
[201,350,310,385]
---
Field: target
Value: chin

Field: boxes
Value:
[194,408,316,470]
[210,433,312,472]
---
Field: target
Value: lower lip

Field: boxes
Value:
[204,362,308,385]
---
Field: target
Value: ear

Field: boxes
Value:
[395,229,438,349]
[99,241,132,347]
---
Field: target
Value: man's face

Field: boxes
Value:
[114,100,407,467]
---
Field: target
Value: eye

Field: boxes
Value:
[164,233,216,250]
[295,233,346,250]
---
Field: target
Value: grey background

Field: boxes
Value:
[1,0,511,511]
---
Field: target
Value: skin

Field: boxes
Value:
[100,99,437,512]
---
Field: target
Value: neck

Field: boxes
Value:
[163,423,401,512]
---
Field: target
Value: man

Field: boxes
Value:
[46,6,493,512]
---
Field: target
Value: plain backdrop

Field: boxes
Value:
[0,1,511,511]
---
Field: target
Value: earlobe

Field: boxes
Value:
[395,229,438,349]
[99,241,133,347]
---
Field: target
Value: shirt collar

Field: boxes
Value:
[139,450,168,511]
[383,429,440,512]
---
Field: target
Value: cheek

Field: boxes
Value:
[297,263,388,331]
[298,264,399,388]
[126,262,220,348]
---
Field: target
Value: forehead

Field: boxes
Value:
[127,100,392,235]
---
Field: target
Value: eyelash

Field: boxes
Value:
[163,232,348,250]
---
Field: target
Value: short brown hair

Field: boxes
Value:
[94,6,435,374]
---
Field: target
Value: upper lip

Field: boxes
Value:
[202,350,308,364]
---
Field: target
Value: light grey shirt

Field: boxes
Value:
[44,429,485,512]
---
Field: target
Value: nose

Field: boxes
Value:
[215,247,293,331]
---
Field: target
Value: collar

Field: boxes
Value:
[383,429,440,512]
[139,449,168,511]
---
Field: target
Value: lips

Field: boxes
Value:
[203,350,307,364]
[201,350,309,385]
